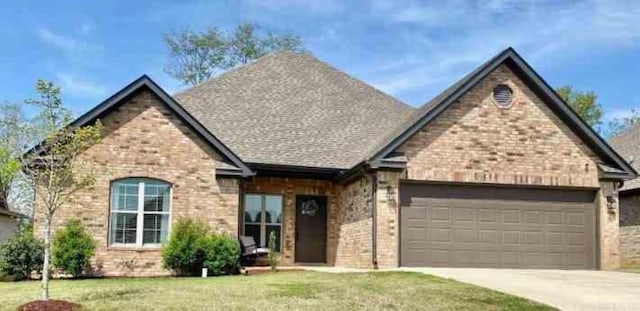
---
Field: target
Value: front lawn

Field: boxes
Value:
[0,271,555,310]
[620,263,640,273]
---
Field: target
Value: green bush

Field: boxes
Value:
[162,218,212,276]
[0,222,44,280]
[162,218,239,276]
[52,219,96,277]
[204,234,240,276]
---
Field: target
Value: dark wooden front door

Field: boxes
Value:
[295,195,327,263]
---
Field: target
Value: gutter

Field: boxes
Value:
[369,171,378,269]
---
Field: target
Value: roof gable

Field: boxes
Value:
[67,75,253,177]
[368,47,637,179]
[610,123,640,190]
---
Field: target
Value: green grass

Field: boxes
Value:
[0,271,556,311]
[619,263,640,273]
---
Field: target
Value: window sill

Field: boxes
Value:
[107,245,163,252]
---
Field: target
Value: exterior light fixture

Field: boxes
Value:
[606,196,616,212]
[387,186,396,202]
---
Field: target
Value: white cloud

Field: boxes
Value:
[604,108,639,122]
[242,0,343,14]
[36,26,103,59]
[363,0,640,102]
[80,21,94,36]
[56,73,107,99]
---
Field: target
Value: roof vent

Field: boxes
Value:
[492,84,513,108]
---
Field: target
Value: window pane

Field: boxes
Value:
[244,194,262,223]
[144,183,170,212]
[143,214,169,244]
[112,182,138,211]
[110,212,137,244]
[265,225,281,251]
[244,224,261,246]
[265,195,282,224]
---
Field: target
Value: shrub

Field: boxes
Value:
[204,233,240,276]
[52,219,96,277]
[162,218,212,276]
[162,218,240,276]
[0,222,44,280]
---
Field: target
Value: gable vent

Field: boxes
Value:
[493,84,513,108]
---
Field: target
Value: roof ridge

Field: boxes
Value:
[173,51,301,97]
[293,53,415,112]
[174,51,414,113]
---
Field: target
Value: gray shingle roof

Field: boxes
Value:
[609,123,640,190]
[174,52,414,169]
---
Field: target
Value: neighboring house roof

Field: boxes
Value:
[62,75,254,177]
[366,47,637,180]
[609,123,640,190]
[174,52,414,170]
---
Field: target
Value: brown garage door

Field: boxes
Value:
[399,182,597,269]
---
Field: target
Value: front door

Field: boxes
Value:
[295,195,327,263]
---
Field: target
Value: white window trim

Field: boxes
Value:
[243,194,283,250]
[109,179,172,248]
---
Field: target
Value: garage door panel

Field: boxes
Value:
[400,183,596,269]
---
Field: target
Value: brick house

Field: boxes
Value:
[34,48,636,276]
[609,125,640,266]
[0,208,21,243]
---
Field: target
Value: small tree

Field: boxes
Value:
[0,102,30,213]
[22,80,102,299]
[165,22,304,86]
[556,85,603,128]
[606,109,640,138]
[52,219,96,277]
[267,231,279,272]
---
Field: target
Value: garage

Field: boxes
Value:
[399,182,597,269]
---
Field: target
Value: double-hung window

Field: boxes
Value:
[109,178,171,247]
[243,194,282,251]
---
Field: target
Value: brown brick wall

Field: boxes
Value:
[597,182,621,269]
[620,225,640,267]
[620,192,640,226]
[33,90,240,277]
[334,177,373,268]
[375,170,402,268]
[398,64,601,188]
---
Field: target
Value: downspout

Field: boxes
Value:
[369,171,378,269]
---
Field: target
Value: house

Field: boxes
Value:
[609,126,640,266]
[33,48,636,277]
[0,208,21,243]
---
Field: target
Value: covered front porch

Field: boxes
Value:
[239,175,374,267]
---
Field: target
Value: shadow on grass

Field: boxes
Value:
[271,282,320,299]
[78,288,147,301]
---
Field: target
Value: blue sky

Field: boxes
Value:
[1,0,640,124]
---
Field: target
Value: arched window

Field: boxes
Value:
[109,178,171,247]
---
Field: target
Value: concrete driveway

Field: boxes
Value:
[398,268,640,311]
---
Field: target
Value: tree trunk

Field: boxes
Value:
[42,216,51,300]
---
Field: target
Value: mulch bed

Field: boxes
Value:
[16,299,81,311]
